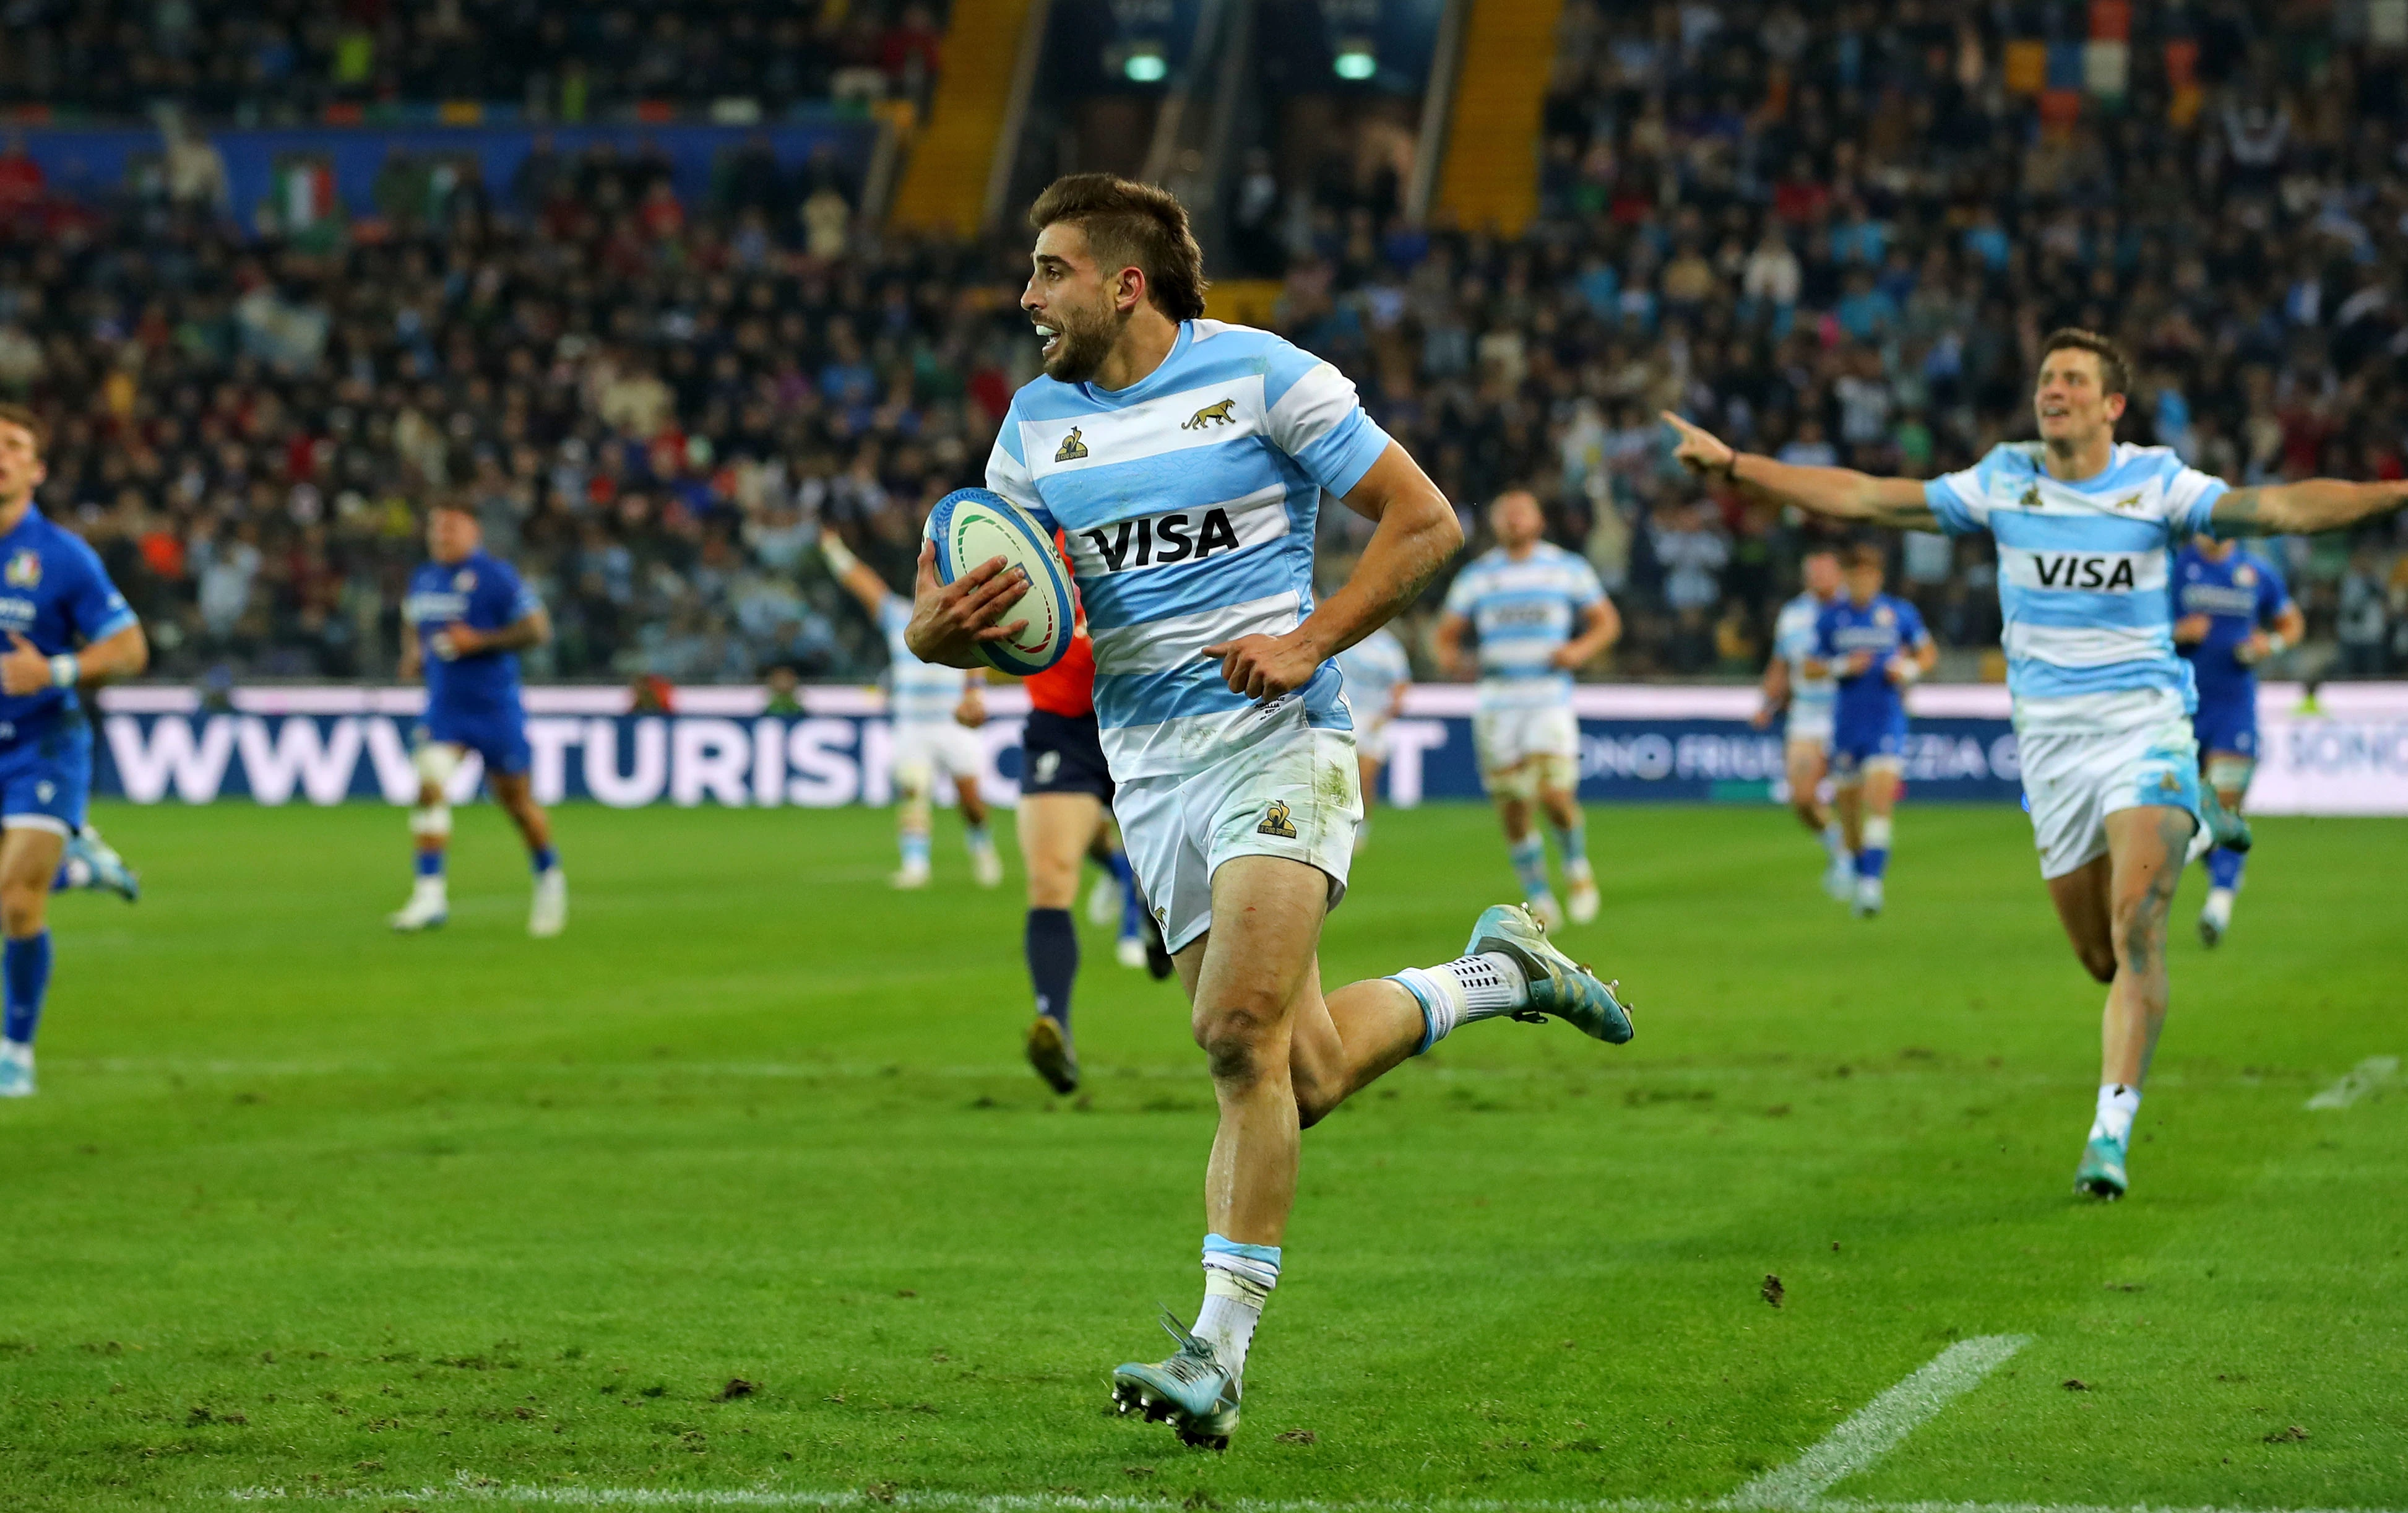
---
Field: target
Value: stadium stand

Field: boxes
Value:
[2,0,2406,685]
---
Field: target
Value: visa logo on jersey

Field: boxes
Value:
[2030,554,2141,591]
[1080,508,1241,571]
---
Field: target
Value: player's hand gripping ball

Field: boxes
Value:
[923,488,1074,675]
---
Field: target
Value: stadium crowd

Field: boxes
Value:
[2,0,2408,685]
[0,0,947,124]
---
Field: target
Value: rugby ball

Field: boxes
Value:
[923,487,1074,676]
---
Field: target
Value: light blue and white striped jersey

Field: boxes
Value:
[878,595,971,724]
[985,319,1392,778]
[1771,591,1836,718]
[1336,625,1412,716]
[1925,441,2225,733]
[1441,542,1607,713]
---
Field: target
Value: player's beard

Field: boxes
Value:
[1040,299,1121,386]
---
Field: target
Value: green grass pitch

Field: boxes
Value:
[2,799,2404,1509]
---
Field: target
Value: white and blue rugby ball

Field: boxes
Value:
[925,487,1074,677]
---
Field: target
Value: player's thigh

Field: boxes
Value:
[1785,737,1827,792]
[1859,762,1904,812]
[2102,804,2191,943]
[1189,852,1331,1064]
[488,768,538,812]
[1016,791,1102,909]
[2043,852,2117,981]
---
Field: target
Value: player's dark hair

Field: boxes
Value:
[2039,328,2133,401]
[0,402,48,459]
[1845,542,1886,572]
[1029,174,1209,323]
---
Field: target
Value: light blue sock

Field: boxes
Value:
[1198,1234,1282,1372]
[1550,818,1589,872]
[900,832,931,869]
[1508,835,1550,900]
[965,822,992,853]
[4,931,53,1046]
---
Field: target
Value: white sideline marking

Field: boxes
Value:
[1719,1335,2029,1510]
[219,1487,2408,1513]
[2306,1056,2399,1110]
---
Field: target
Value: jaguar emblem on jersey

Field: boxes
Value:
[1182,399,1237,430]
[1256,800,1298,839]
[1054,427,1089,462]
[2235,564,2257,587]
[2017,484,2041,510]
[2110,493,2143,512]
[4,550,38,589]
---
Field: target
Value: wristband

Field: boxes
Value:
[819,530,861,577]
[2264,633,2288,656]
[1890,657,1921,686]
[47,653,77,688]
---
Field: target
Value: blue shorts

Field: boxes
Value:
[423,704,533,778]
[1019,709,1115,802]
[1831,717,1908,778]
[2191,698,2257,758]
[0,717,92,836]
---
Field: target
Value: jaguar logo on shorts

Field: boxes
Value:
[4,550,38,588]
[1256,800,1298,839]
[2157,772,2181,795]
[1054,427,1089,462]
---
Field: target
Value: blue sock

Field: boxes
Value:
[1025,907,1077,1025]
[531,844,559,876]
[900,831,931,869]
[50,864,69,891]
[1857,847,1889,880]
[1508,835,1550,900]
[2207,846,2245,890]
[414,849,446,879]
[4,931,52,1046]
[1550,820,1589,870]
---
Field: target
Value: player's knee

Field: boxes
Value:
[1193,1000,1279,1086]
[410,803,452,839]
[2109,893,2167,968]
[413,742,460,790]
[2076,943,2117,983]
[0,877,47,935]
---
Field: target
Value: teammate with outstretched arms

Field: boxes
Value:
[822,530,1004,890]
[392,501,566,937]
[909,175,1633,1448]
[1432,490,1621,927]
[0,404,150,1096]
[2173,534,2302,946]
[1756,547,1852,899]
[1665,327,2408,1200]
[1805,544,1937,918]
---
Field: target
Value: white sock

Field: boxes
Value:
[1198,1236,1279,1376]
[1820,820,1847,860]
[1392,952,1529,1050]
[2204,885,2235,913]
[2183,819,2214,866]
[414,876,447,900]
[1,1038,28,1059]
[2090,1083,2141,1145]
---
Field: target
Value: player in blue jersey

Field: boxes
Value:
[1756,547,1853,899]
[391,501,566,937]
[821,531,1003,890]
[1667,327,2408,1200]
[1332,623,1410,851]
[0,405,150,1097]
[2173,536,2302,946]
[1806,544,1937,918]
[1434,490,1621,927]
[907,176,1632,1447]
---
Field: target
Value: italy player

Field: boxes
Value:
[1666,327,2408,1199]
[1016,571,1166,1096]
[1332,623,1410,850]
[1432,490,1621,927]
[1806,544,1936,917]
[822,532,1003,890]
[1756,547,1852,898]
[391,501,565,937]
[908,175,1631,1447]
[2173,534,2301,945]
[0,404,150,1096]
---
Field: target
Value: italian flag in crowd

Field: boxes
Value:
[278,160,336,230]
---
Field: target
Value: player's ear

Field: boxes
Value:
[2102,391,2126,425]
[1115,264,1146,315]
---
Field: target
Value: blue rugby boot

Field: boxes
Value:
[2074,1134,2129,1200]
[62,825,139,902]
[1465,903,1634,1044]
[1111,1310,1240,1450]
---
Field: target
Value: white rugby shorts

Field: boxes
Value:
[1113,719,1361,955]
[2019,717,2203,879]
[890,719,985,784]
[1355,711,1393,764]
[1472,703,1580,775]
[1785,701,1834,749]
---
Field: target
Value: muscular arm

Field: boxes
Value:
[1756,649,1791,724]
[2211,479,2408,537]
[1206,440,1463,700]
[76,622,148,683]
[1555,597,1621,670]
[1662,411,1938,530]
[447,607,550,656]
